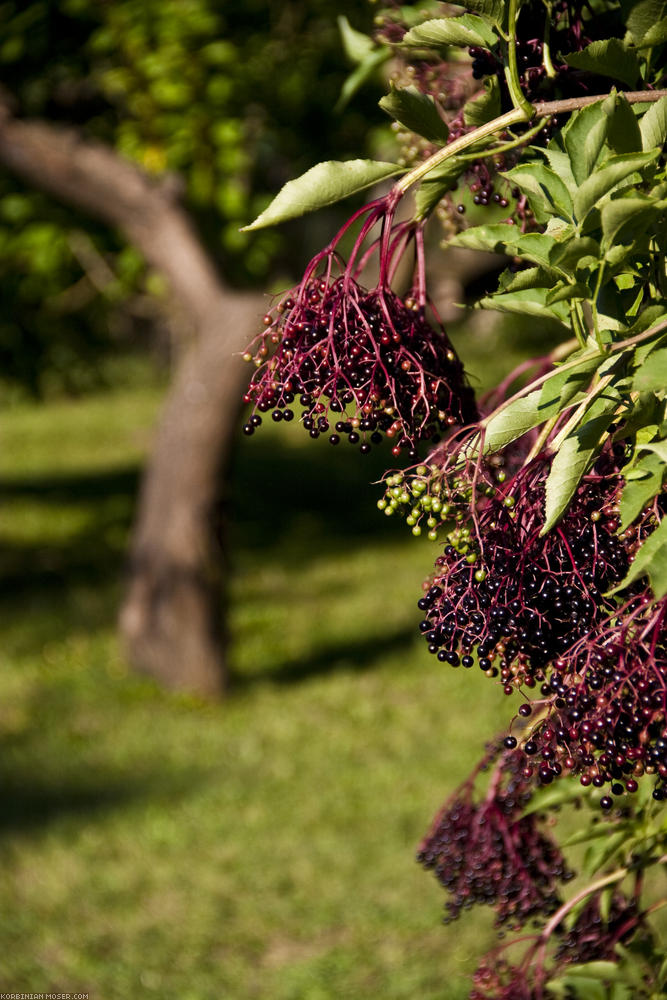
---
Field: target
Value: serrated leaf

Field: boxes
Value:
[546,282,589,303]
[563,97,612,186]
[627,0,667,43]
[565,39,640,88]
[601,197,662,249]
[460,0,504,27]
[448,223,520,254]
[640,95,667,151]
[633,345,667,391]
[500,265,556,292]
[542,398,619,533]
[479,287,569,323]
[482,389,554,453]
[502,163,573,221]
[414,158,464,218]
[572,150,661,225]
[538,355,600,407]
[607,94,643,155]
[464,76,501,125]
[612,516,667,598]
[536,146,577,193]
[379,85,450,144]
[638,13,667,44]
[619,452,664,529]
[549,237,600,274]
[512,233,559,270]
[402,13,497,49]
[338,15,375,62]
[241,159,405,231]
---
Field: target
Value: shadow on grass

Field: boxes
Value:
[234,623,417,688]
[0,430,403,669]
[0,765,205,835]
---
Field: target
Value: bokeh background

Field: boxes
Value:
[0,2,547,997]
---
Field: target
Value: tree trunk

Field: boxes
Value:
[118,296,259,696]
[0,102,262,695]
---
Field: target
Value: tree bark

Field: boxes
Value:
[0,102,261,696]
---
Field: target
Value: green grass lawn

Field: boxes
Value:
[0,361,521,999]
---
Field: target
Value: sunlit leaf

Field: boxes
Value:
[612,516,667,598]
[573,150,660,225]
[640,95,667,150]
[401,14,497,49]
[242,159,405,231]
[565,39,640,88]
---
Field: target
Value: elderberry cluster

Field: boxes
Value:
[418,752,572,929]
[418,454,629,683]
[243,266,476,457]
[507,596,667,803]
[555,890,641,964]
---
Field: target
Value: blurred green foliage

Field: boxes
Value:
[0,0,388,397]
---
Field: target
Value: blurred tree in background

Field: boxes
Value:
[0,0,386,694]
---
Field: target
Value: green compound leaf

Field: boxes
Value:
[242,159,405,231]
[379,85,450,144]
[448,223,520,253]
[482,355,598,453]
[565,39,640,88]
[612,515,667,599]
[633,344,667,391]
[619,451,664,530]
[640,95,667,151]
[401,13,497,50]
[601,196,663,250]
[542,397,620,534]
[482,389,551,454]
[639,13,667,45]
[502,162,573,221]
[461,0,505,27]
[627,0,667,43]
[606,94,643,155]
[563,96,612,186]
[478,287,569,324]
[572,150,661,225]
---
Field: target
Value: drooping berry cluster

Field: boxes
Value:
[414,438,667,802]
[418,450,631,681]
[418,750,572,929]
[508,590,667,804]
[554,890,642,964]
[469,888,647,1000]
[242,200,477,456]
